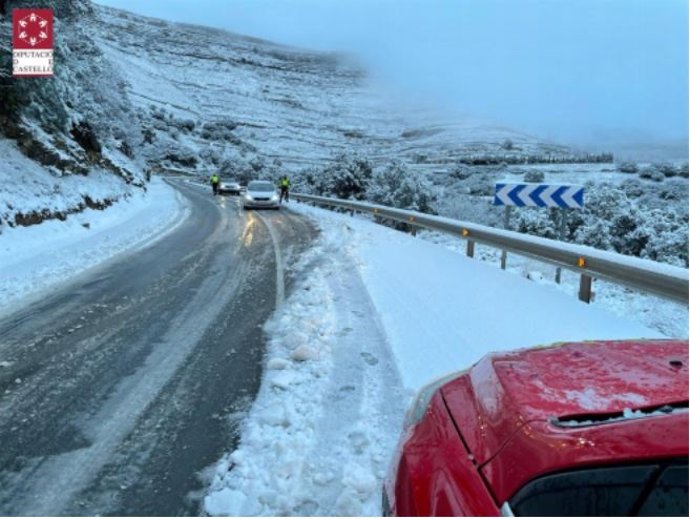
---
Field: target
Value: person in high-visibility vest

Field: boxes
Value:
[210,173,220,195]
[279,175,291,203]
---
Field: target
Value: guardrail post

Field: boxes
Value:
[555,208,568,284]
[500,206,512,270]
[578,274,593,303]
[410,226,417,237]
[466,240,475,258]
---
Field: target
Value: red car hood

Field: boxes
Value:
[441,339,688,498]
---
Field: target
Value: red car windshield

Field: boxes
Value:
[508,458,689,516]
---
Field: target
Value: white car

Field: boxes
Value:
[243,180,280,209]
[218,180,241,195]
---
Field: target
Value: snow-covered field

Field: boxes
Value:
[203,201,674,516]
[0,176,188,319]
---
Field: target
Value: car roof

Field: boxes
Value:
[442,339,688,499]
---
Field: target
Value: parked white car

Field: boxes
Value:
[218,180,241,195]
[243,180,279,209]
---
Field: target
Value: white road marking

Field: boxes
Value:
[254,212,285,308]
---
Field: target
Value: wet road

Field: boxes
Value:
[0,179,316,515]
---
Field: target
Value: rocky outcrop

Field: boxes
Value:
[10,194,120,228]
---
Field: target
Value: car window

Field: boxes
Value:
[247,182,274,192]
[638,465,689,516]
[508,459,689,517]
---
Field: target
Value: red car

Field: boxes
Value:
[384,339,689,516]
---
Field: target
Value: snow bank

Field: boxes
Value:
[0,177,188,318]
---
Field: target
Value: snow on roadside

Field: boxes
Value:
[0,177,189,319]
[205,200,665,516]
[205,217,408,516]
[418,229,689,338]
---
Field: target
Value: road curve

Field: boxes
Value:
[0,179,316,515]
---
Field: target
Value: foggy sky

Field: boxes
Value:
[94,0,689,148]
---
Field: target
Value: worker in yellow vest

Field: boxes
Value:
[210,173,220,195]
[279,175,291,203]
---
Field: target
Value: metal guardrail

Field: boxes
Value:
[292,193,689,304]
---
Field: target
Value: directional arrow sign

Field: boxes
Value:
[494,183,585,208]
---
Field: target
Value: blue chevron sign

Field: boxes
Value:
[494,183,585,208]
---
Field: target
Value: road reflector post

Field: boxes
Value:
[467,239,475,258]
[579,274,593,303]
[408,216,417,236]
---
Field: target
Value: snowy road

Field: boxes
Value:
[0,180,315,515]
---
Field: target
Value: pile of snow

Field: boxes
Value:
[204,200,666,516]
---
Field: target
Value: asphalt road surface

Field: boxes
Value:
[0,179,316,515]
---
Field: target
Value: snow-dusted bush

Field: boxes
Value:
[174,118,196,132]
[291,167,319,194]
[465,173,499,196]
[220,155,253,184]
[201,120,240,143]
[523,170,545,183]
[215,152,278,185]
[658,177,689,201]
[639,210,689,266]
[574,220,613,250]
[514,208,559,239]
[617,162,639,174]
[566,181,688,266]
[367,162,435,214]
[620,178,645,198]
[653,162,678,178]
[312,154,373,200]
[679,163,689,178]
[449,164,472,180]
[639,166,665,182]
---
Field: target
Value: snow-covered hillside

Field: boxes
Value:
[90,4,577,174]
